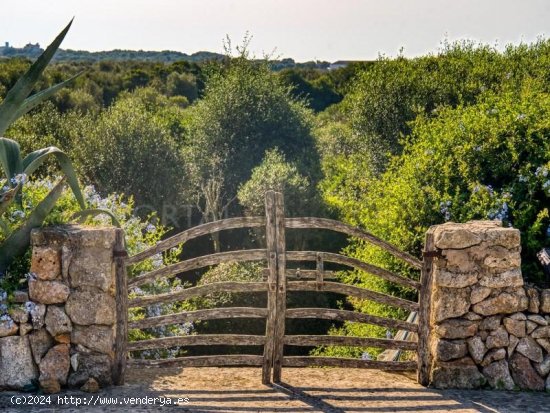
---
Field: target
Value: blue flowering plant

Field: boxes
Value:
[0,177,180,314]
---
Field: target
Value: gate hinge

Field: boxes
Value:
[422,249,442,258]
[113,250,128,258]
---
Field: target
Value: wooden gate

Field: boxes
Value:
[113,191,430,386]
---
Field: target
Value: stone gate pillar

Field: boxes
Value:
[0,225,119,393]
[426,220,550,391]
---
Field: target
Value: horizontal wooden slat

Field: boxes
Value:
[287,281,419,312]
[128,355,263,368]
[129,281,268,308]
[285,308,418,333]
[128,334,266,351]
[128,249,267,288]
[282,356,417,370]
[283,335,417,350]
[126,217,265,265]
[285,218,422,269]
[286,251,419,290]
[262,268,336,281]
[129,307,267,330]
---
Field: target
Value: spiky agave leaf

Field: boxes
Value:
[0,178,66,273]
[0,138,22,182]
[0,137,86,209]
[22,146,86,208]
[0,19,77,135]
[71,208,121,227]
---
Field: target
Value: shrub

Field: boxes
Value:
[75,87,188,219]
[318,87,550,357]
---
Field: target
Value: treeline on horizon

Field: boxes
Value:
[1,38,549,357]
[0,44,334,69]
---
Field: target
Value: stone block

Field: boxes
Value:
[481,248,521,272]
[510,353,545,391]
[69,248,114,293]
[503,317,526,337]
[71,325,114,355]
[541,289,550,313]
[28,328,54,364]
[531,326,550,339]
[67,352,112,387]
[19,323,32,336]
[508,335,519,357]
[29,303,46,329]
[29,280,69,304]
[432,287,470,322]
[527,314,547,325]
[435,319,478,339]
[0,317,18,337]
[39,344,70,385]
[0,336,38,390]
[442,249,478,273]
[467,336,487,364]
[535,355,550,377]
[434,225,482,250]
[472,290,528,316]
[65,290,115,326]
[480,348,506,367]
[30,247,61,281]
[45,305,72,337]
[482,360,515,390]
[470,286,492,305]
[431,357,486,389]
[8,306,29,323]
[486,326,509,349]
[434,268,478,288]
[527,287,540,313]
[479,315,502,331]
[516,337,544,363]
[433,339,468,362]
[479,268,523,288]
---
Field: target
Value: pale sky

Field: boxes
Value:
[2,0,549,62]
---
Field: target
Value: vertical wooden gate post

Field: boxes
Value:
[113,228,129,385]
[417,228,435,386]
[272,192,286,383]
[261,191,287,384]
[262,191,278,384]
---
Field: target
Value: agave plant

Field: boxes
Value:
[0,20,86,274]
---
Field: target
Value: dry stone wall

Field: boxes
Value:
[428,220,550,391]
[0,225,118,393]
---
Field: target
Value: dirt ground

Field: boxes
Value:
[1,367,550,412]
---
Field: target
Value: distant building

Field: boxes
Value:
[23,42,41,51]
[4,42,9,48]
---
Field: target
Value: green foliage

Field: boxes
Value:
[278,68,341,112]
[338,40,550,172]
[316,42,550,357]
[165,72,198,103]
[182,54,319,223]
[238,149,310,216]
[0,177,169,298]
[75,87,187,216]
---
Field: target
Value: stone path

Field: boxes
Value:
[1,367,549,412]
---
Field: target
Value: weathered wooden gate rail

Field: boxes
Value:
[115,191,426,385]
